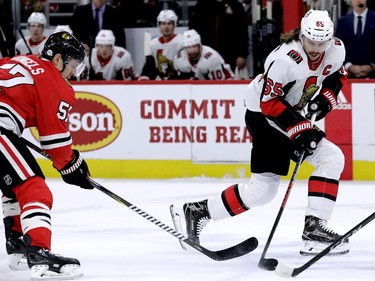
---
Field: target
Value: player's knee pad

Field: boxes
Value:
[309,140,344,180]
[239,172,280,208]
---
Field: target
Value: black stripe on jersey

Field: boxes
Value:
[23,212,51,224]
[0,106,24,134]
[259,60,275,101]
[40,135,72,147]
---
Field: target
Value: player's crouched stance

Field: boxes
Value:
[0,32,91,280]
[171,10,349,256]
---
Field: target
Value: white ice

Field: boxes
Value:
[1,178,374,281]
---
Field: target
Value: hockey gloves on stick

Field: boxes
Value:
[288,121,325,155]
[59,150,93,189]
[305,90,337,121]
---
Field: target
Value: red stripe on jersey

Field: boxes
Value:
[308,177,338,198]
[222,184,249,216]
[260,98,287,118]
[0,137,32,179]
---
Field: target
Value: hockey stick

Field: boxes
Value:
[257,151,305,270]
[22,137,258,261]
[258,114,317,270]
[18,28,33,54]
[144,31,151,56]
[275,212,375,277]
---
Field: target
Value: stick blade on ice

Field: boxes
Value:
[275,262,294,278]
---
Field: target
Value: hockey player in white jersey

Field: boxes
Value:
[84,29,136,80]
[15,12,47,55]
[139,9,183,80]
[171,10,349,256]
[174,29,234,80]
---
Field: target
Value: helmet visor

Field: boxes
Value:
[65,57,85,77]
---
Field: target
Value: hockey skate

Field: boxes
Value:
[170,199,211,246]
[300,215,349,256]
[6,234,28,271]
[28,247,83,280]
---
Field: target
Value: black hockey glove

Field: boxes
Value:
[288,121,325,155]
[305,91,336,121]
[59,150,93,190]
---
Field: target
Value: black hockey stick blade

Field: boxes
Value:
[182,236,258,261]
[275,212,375,277]
[90,179,258,261]
[22,137,258,261]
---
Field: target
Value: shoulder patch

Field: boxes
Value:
[333,38,342,46]
[287,50,303,64]
[204,52,213,59]
[117,51,125,58]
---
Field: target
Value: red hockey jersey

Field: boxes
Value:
[0,54,76,169]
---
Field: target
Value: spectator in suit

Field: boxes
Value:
[70,0,125,53]
[189,0,249,74]
[335,0,375,78]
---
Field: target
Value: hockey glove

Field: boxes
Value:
[288,120,325,155]
[305,90,337,121]
[59,150,93,189]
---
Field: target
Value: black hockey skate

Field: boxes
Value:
[28,247,83,280]
[300,215,349,256]
[183,199,211,244]
[6,233,28,271]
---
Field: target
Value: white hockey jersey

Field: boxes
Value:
[174,45,234,80]
[15,36,47,55]
[85,46,136,80]
[150,33,183,79]
[246,38,347,122]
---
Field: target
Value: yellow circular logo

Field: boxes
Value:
[31,92,122,152]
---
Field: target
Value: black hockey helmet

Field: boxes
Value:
[41,31,85,63]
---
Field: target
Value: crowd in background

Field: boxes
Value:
[0,0,374,80]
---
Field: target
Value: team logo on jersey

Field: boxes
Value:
[287,50,303,64]
[295,76,319,110]
[69,92,122,151]
[156,49,175,78]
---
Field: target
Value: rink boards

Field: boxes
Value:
[24,80,375,180]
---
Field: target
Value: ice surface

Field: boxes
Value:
[1,178,374,281]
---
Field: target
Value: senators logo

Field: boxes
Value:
[295,76,319,110]
[316,21,324,27]
[31,92,122,152]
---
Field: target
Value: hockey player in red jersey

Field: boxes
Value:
[171,10,349,256]
[0,31,91,279]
